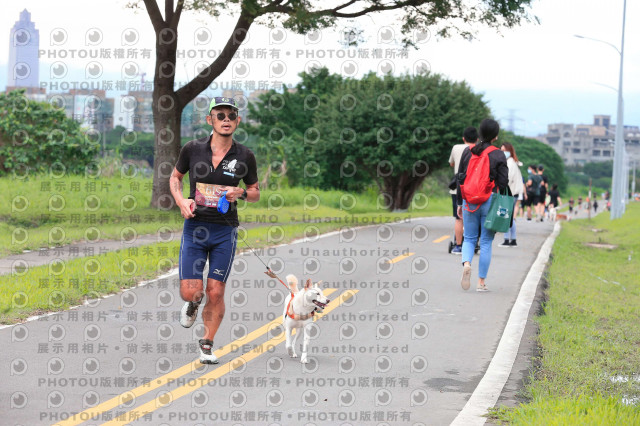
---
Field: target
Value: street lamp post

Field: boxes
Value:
[612,0,627,218]
[574,0,627,219]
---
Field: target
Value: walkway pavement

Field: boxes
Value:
[1,205,606,276]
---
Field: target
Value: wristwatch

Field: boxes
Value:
[240,189,247,200]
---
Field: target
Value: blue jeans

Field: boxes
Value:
[504,197,518,240]
[462,195,497,279]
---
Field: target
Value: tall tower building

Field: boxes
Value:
[8,9,40,88]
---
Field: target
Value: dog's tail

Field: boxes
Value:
[285,274,299,293]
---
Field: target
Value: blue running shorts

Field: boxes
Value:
[179,219,238,282]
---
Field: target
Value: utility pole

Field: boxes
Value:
[630,159,636,200]
[611,0,627,219]
[575,1,627,219]
[587,178,592,220]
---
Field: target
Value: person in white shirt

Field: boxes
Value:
[448,127,477,254]
[499,142,524,247]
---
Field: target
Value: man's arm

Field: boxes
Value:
[245,181,260,202]
[222,182,260,203]
[170,168,195,219]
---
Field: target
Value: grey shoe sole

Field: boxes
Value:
[461,264,471,291]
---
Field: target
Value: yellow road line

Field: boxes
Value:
[433,235,450,243]
[387,252,415,264]
[102,290,359,425]
[55,288,338,426]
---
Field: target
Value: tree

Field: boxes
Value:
[583,160,613,180]
[313,72,490,210]
[245,68,348,188]
[0,90,99,176]
[132,0,535,208]
[503,131,567,192]
[104,125,156,166]
[565,160,612,192]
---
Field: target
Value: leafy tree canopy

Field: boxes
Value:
[313,70,490,209]
[0,90,100,176]
[501,130,567,192]
[131,0,536,207]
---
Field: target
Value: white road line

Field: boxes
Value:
[451,221,562,426]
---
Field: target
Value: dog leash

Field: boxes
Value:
[223,211,316,320]
[197,193,291,292]
[210,195,320,320]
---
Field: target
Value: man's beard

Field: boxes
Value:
[213,128,233,137]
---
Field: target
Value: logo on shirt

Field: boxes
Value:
[212,268,225,276]
[223,159,237,173]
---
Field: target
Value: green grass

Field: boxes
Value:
[0,221,351,324]
[1,175,448,256]
[564,183,608,200]
[0,175,186,256]
[492,202,640,424]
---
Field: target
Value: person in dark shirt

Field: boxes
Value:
[456,118,509,292]
[525,165,541,221]
[537,165,549,221]
[169,97,260,364]
[548,184,561,208]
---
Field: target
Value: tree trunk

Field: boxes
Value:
[150,88,182,209]
[150,16,181,209]
[147,1,254,208]
[382,172,428,211]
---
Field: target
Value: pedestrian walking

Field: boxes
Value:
[169,97,260,364]
[594,199,599,213]
[456,118,509,292]
[537,165,549,221]
[448,127,478,254]
[548,184,562,208]
[568,196,575,214]
[499,142,523,248]
[525,165,542,221]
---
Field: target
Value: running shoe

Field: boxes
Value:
[451,245,462,255]
[199,339,218,364]
[180,301,200,328]
[498,240,511,248]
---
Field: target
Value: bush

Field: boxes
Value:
[0,90,100,176]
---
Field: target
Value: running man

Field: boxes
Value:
[169,97,260,364]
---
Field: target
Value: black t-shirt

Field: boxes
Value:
[549,189,559,207]
[175,136,258,227]
[539,174,548,196]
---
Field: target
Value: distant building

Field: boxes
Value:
[123,90,154,133]
[46,89,114,132]
[539,115,640,166]
[181,100,208,138]
[7,9,39,88]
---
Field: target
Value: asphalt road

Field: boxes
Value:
[1,216,556,425]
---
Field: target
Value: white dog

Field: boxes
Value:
[548,206,557,222]
[282,274,330,364]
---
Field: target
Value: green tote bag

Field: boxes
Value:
[484,190,514,233]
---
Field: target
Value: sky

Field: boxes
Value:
[1,0,638,136]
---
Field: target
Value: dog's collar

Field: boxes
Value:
[286,292,315,321]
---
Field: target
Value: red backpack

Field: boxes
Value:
[461,145,498,212]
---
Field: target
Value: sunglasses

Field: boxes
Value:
[212,112,238,121]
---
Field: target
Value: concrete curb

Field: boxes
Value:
[450,220,562,425]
